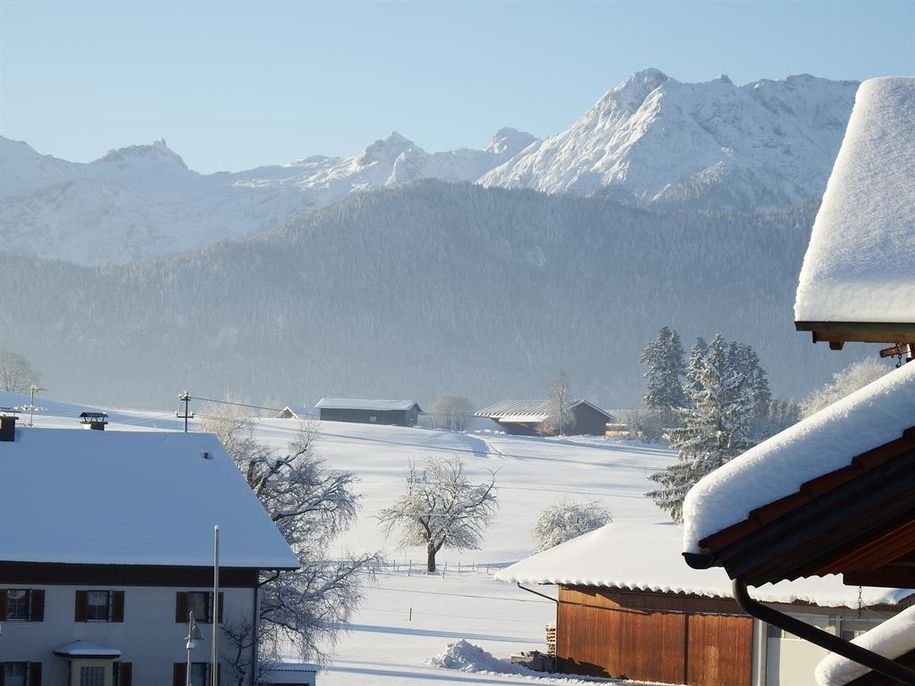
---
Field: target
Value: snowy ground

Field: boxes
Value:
[0,393,678,685]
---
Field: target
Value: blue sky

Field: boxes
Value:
[1,0,913,173]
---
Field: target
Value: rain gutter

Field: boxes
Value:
[733,578,915,685]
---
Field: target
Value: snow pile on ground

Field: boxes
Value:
[428,639,532,674]
[795,76,915,323]
[427,640,607,683]
[683,360,915,553]
[816,605,915,685]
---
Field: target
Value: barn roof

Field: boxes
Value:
[475,399,611,421]
[683,361,915,555]
[315,398,421,412]
[0,428,298,570]
[496,521,909,609]
[794,77,915,344]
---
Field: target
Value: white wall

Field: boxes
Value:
[0,583,257,684]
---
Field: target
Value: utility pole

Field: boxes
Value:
[178,391,194,433]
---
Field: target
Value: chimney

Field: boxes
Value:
[0,410,18,442]
[79,411,109,431]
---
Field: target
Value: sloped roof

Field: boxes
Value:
[315,398,420,412]
[0,428,298,569]
[496,522,909,609]
[816,605,915,685]
[683,361,915,555]
[476,399,611,421]
[795,77,915,329]
[54,640,121,658]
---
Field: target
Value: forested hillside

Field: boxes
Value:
[0,182,860,407]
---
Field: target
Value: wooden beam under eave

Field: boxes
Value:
[845,567,915,589]
[797,321,915,345]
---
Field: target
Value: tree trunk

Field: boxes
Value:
[427,543,437,573]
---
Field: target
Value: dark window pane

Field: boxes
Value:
[5,663,28,686]
[188,591,209,622]
[190,663,208,686]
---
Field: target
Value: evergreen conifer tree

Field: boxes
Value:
[639,327,687,411]
[648,334,759,522]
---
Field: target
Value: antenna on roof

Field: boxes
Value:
[177,391,194,433]
[24,384,49,427]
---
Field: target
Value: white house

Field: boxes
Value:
[0,415,299,686]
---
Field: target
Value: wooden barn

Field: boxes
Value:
[497,520,906,686]
[474,399,612,436]
[314,398,422,426]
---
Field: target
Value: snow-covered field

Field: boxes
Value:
[2,392,680,684]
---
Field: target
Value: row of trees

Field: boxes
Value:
[640,328,794,521]
[639,327,893,522]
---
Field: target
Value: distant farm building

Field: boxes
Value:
[315,398,422,426]
[475,399,612,436]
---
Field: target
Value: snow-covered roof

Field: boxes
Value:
[53,640,121,657]
[496,522,909,609]
[259,663,319,684]
[315,398,420,412]
[475,399,610,420]
[816,605,915,685]
[683,360,915,554]
[795,77,915,324]
[0,428,298,569]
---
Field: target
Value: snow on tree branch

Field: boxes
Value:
[377,455,497,573]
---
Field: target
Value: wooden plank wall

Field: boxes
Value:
[557,586,753,686]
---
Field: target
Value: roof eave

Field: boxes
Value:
[796,320,915,345]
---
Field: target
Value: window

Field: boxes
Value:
[79,666,106,686]
[2,663,40,686]
[4,663,28,686]
[176,591,223,624]
[188,591,210,622]
[75,590,124,622]
[174,663,218,686]
[190,663,208,686]
[112,662,132,686]
[87,591,111,621]
[7,590,29,620]
[1,589,43,621]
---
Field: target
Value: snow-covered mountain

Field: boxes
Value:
[480,69,858,209]
[0,129,535,264]
[0,69,859,265]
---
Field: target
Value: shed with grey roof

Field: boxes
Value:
[475,399,612,436]
[315,397,422,426]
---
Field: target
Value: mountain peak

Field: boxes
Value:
[97,139,188,168]
[357,132,420,166]
[486,128,536,156]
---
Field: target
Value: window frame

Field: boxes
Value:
[5,589,30,621]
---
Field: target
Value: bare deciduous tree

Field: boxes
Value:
[202,403,382,668]
[0,351,38,393]
[801,358,891,417]
[378,456,497,573]
[531,500,613,552]
[432,395,473,431]
[544,371,573,436]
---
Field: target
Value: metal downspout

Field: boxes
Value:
[733,579,915,685]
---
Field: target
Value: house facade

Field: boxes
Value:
[314,398,421,426]
[0,417,298,686]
